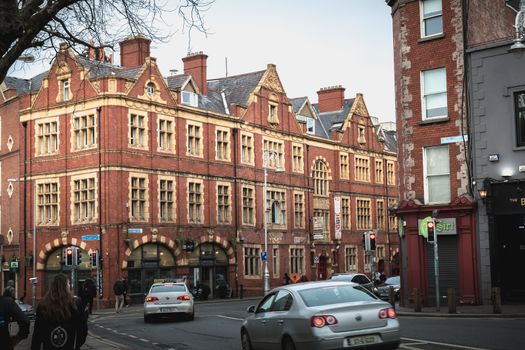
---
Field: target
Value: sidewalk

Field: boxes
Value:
[396,302,525,318]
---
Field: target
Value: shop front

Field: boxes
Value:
[44,246,93,296]
[187,242,230,299]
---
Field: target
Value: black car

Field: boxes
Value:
[329,273,379,296]
[15,299,35,319]
[376,275,400,301]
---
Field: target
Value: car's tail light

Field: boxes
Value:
[378,307,397,319]
[145,296,159,302]
[177,295,191,301]
[311,315,338,328]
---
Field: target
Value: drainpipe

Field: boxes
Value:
[97,106,103,300]
[232,128,239,297]
[21,121,28,302]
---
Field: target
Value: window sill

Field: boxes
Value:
[419,117,449,125]
[418,33,445,43]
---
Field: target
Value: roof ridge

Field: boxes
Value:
[208,69,266,82]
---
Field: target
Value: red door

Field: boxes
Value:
[318,255,328,280]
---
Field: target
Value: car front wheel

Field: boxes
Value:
[241,329,253,350]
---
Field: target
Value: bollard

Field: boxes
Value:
[388,286,396,309]
[492,287,502,314]
[413,288,422,312]
[447,288,456,314]
[240,284,244,300]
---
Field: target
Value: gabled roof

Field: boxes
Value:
[207,70,265,108]
[289,97,308,114]
[3,71,47,95]
[312,98,355,138]
[166,74,191,90]
[382,129,397,153]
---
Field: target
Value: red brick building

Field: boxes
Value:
[386,0,479,305]
[0,37,398,304]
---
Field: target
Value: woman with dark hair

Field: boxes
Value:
[31,274,87,350]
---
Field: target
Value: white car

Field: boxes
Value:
[143,282,194,322]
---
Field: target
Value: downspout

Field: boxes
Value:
[232,128,239,296]
[21,121,28,302]
[305,144,311,278]
[97,106,103,298]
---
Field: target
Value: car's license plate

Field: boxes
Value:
[160,307,176,312]
[345,335,381,347]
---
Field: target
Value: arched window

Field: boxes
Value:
[313,160,329,196]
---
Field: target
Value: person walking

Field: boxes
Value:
[122,277,130,307]
[31,273,87,350]
[2,279,15,298]
[0,293,30,350]
[80,279,96,315]
[113,278,125,313]
[282,273,291,285]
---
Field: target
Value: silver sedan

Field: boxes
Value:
[143,282,194,322]
[241,281,400,350]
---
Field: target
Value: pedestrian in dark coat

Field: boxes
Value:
[0,294,30,350]
[31,273,87,350]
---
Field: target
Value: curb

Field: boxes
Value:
[397,311,525,318]
[87,331,132,350]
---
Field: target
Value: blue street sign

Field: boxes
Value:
[128,228,143,234]
[260,251,268,262]
[82,234,100,241]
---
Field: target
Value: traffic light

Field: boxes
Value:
[65,247,74,266]
[427,220,435,242]
[90,251,98,267]
[369,233,376,251]
[76,248,82,266]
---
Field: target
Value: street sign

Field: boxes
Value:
[10,260,19,273]
[82,234,100,241]
[313,256,319,264]
[313,233,325,240]
[128,228,143,234]
[260,251,267,262]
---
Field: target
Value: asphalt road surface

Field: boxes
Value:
[89,299,525,350]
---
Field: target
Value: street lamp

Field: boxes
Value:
[262,149,284,294]
[510,0,525,52]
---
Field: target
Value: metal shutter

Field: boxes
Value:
[426,235,458,306]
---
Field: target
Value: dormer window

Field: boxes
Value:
[268,103,279,124]
[146,82,155,96]
[358,126,366,144]
[62,79,70,101]
[296,115,315,134]
[182,91,198,107]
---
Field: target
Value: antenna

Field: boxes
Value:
[225,57,228,77]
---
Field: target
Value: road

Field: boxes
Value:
[89,299,525,350]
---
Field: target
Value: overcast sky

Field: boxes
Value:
[11,0,395,122]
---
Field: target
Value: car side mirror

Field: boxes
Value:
[246,305,256,313]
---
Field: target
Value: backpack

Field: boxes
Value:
[113,281,124,295]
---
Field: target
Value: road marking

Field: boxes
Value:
[215,315,244,321]
[128,335,138,339]
[401,337,491,350]
[139,338,149,342]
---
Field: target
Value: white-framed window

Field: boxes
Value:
[244,246,261,277]
[421,67,447,120]
[376,200,385,230]
[159,178,175,222]
[387,161,396,185]
[345,246,357,272]
[72,177,96,223]
[292,144,304,173]
[158,117,175,153]
[217,183,231,224]
[72,114,96,150]
[129,113,147,148]
[289,247,304,275]
[62,79,70,101]
[356,198,371,230]
[146,82,155,96]
[340,153,349,179]
[187,122,203,157]
[296,115,315,134]
[375,159,384,183]
[424,145,450,204]
[268,102,279,124]
[182,91,198,107]
[266,189,286,227]
[313,160,329,196]
[313,209,329,240]
[272,246,280,278]
[294,192,304,228]
[514,91,525,147]
[216,128,230,161]
[37,181,59,225]
[36,120,59,155]
[130,175,148,221]
[263,139,284,169]
[342,197,350,230]
[420,0,443,38]
[188,180,203,224]
[358,126,366,145]
[388,198,398,231]
[355,156,370,182]
[242,186,255,225]
[241,133,254,164]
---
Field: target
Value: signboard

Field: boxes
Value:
[441,135,468,144]
[293,236,305,244]
[418,217,457,237]
[334,196,342,240]
[82,234,100,241]
[10,260,19,273]
[128,228,143,234]
[313,233,325,240]
[260,251,267,262]
[313,256,319,264]
[313,217,324,231]
[290,273,301,283]
[490,182,525,215]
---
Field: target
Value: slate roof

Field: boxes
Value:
[382,129,397,153]
[207,70,265,108]
[312,98,355,138]
[3,71,47,95]
[77,56,143,80]
[166,74,190,90]
[289,97,307,114]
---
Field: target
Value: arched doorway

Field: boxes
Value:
[318,254,328,280]
[187,242,229,298]
[127,243,176,303]
[44,246,92,296]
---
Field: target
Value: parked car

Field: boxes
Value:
[15,299,35,319]
[241,281,400,350]
[376,276,401,301]
[329,273,379,296]
[143,281,194,322]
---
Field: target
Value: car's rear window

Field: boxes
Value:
[150,284,186,293]
[330,275,353,282]
[299,285,376,307]
[386,276,400,285]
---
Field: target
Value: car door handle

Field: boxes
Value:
[277,320,284,325]
[260,320,267,325]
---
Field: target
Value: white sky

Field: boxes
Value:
[10,0,395,122]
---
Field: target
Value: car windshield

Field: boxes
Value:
[150,284,186,293]
[299,284,377,307]
[385,276,400,285]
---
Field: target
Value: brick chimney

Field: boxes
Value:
[119,36,151,68]
[182,52,208,95]
[317,85,345,113]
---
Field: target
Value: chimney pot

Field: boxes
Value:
[182,52,208,95]
[119,36,151,68]
[317,85,345,113]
